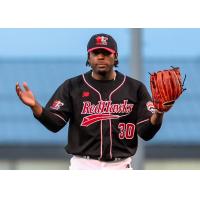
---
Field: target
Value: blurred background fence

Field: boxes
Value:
[0,55,198,169]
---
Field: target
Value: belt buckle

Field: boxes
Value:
[114,158,122,161]
[83,156,100,161]
[83,156,122,162]
[83,156,90,159]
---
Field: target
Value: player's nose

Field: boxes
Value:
[96,53,105,59]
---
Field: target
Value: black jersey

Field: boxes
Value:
[35,70,161,161]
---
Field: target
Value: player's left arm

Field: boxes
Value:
[150,110,164,125]
[136,83,163,141]
[137,111,164,141]
[137,117,162,141]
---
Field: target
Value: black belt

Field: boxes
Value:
[81,155,124,162]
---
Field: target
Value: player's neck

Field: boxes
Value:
[91,70,116,81]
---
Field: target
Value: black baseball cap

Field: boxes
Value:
[87,33,118,54]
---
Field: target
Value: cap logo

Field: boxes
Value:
[96,36,108,46]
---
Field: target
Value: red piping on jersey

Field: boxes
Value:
[136,118,149,125]
[52,113,67,123]
[108,75,126,159]
[82,74,103,158]
[82,73,126,160]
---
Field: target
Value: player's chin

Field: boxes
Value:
[93,64,111,75]
[96,69,107,76]
[97,67,110,74]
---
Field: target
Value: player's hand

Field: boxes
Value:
[16,82,36,107]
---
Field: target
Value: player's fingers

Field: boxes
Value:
[16,82,22,95]
[16,82,24,100]
[23,82,30,91]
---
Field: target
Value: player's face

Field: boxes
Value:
[88,49,116,76]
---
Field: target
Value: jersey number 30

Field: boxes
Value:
[118,123,135,139]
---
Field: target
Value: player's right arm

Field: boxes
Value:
[16,82,43,117]
[16,82,67,132]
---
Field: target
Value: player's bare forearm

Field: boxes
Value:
[150,111,164,125]
[30,100,43,117]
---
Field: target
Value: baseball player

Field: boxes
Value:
[16,33,164,170]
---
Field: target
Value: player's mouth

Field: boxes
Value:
[96,63,108,67]
[97,64,106,67]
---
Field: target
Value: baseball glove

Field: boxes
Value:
[150,67,186,113]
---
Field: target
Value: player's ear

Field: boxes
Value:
[86,53,90,67]
[114,52,118,60]
[114,52,119,67]
[88,53,91,60]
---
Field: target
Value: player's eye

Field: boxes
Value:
[92,50,111,56]
[103,51,111,56]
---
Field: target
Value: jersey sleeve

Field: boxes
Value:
[45,79,72,120]
[34,80,72,132]
[136,83,153,123]
[136,83,162,141]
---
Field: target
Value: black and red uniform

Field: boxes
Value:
[35,70,161,161]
